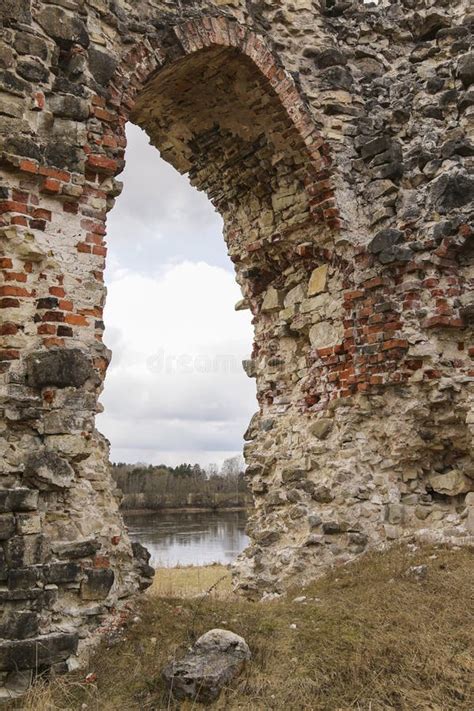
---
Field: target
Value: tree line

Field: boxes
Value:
[112,456,252,511]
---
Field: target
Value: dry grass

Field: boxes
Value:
[12,544,474,711]
[149,563,231,598]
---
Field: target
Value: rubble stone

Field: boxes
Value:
[163,629,251,703]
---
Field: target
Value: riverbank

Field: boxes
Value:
[17,544,474,710]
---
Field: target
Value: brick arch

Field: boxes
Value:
[89,16,339,231]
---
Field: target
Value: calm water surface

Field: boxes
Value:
[123,510,249,568]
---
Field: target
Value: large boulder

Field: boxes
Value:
[163,629,251,704]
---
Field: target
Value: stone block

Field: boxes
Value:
[429,171,474,210]
[80,569,114,600]
[4,535,49,569]
[429,470,472,496]
[24,451,74,490]
[281,468,306,484]
[163,629,250,704]
[368,228,404,254]
[0,589,57,608]
[52,538,100,559]
[0,548,7,582]
[386,504,405,525]
[322,521,348,534]
[0,490,38,513]
[309,321,343,349]
[0,633,78,671]
[1,669,32,700]
[88,47,118,87]
[307,265,328,296]
[309,418,332,440]
[48,95,90,121]
[0,515,15,541]
[26,349,94,390]
[43,563,81,584]
[0,612,39,640]
[0,0,31,23]
[37,7,89,49]
[8,567,41,590]
[312,486,334,503]
[458,52,474,88]
[284,284,305,307]
[131,541,154,589]
[261,287,283,312]
[15,514,41,536]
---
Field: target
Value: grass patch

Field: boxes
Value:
[14,544,474,710]
[149,563,231,598]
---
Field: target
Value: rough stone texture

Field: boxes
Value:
[0,0,473,690]
[163,629,251,703]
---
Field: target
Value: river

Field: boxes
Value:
[123,509,249,567]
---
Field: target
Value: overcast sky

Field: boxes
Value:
[96,124,256,467]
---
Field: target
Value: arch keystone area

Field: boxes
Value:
[0,0,473,692]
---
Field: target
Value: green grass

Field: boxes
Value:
[15,544,474,710]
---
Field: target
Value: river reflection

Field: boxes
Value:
[123,509,249,568]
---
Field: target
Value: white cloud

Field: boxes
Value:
[106,124,227,276]
[97,123,257,466]
[99,214,256,464]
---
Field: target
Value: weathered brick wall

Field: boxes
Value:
[0,0,473,694]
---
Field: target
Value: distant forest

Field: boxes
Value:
[112,456,252,511]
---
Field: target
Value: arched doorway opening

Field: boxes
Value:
[87,17,337,596]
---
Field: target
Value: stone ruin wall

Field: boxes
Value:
[0,0,473,696]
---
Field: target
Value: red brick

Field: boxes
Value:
[382,339,409,351]
[92,245,107,257]
[41,178,61,194]
[316,346,334,358]
[57,325,73,337]
[42,311,64,322]
[344,289,365,302]
[29,219,46,231]
[86,154,118,174]
[32,91,45,111]
[0,349,20,361]
[63,202,79,214]
[19,159,39,174]
[93,107,116,122]
[93,555,110,569]
[39,166,70,182]
[12,189,29,203]
[0,322,19,335]
[49,286,66,297]
[0,285,30,297]
[0,298,20,308]
[32,208,52,221]
[64,313,89,326]
[4,271,27,283]
[0,200,29,215]
[37,324,56,335]
[0,258,13,269]
[58,299,74,312]
[422,315,464,329]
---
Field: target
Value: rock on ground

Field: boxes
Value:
[162,629,251,703]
